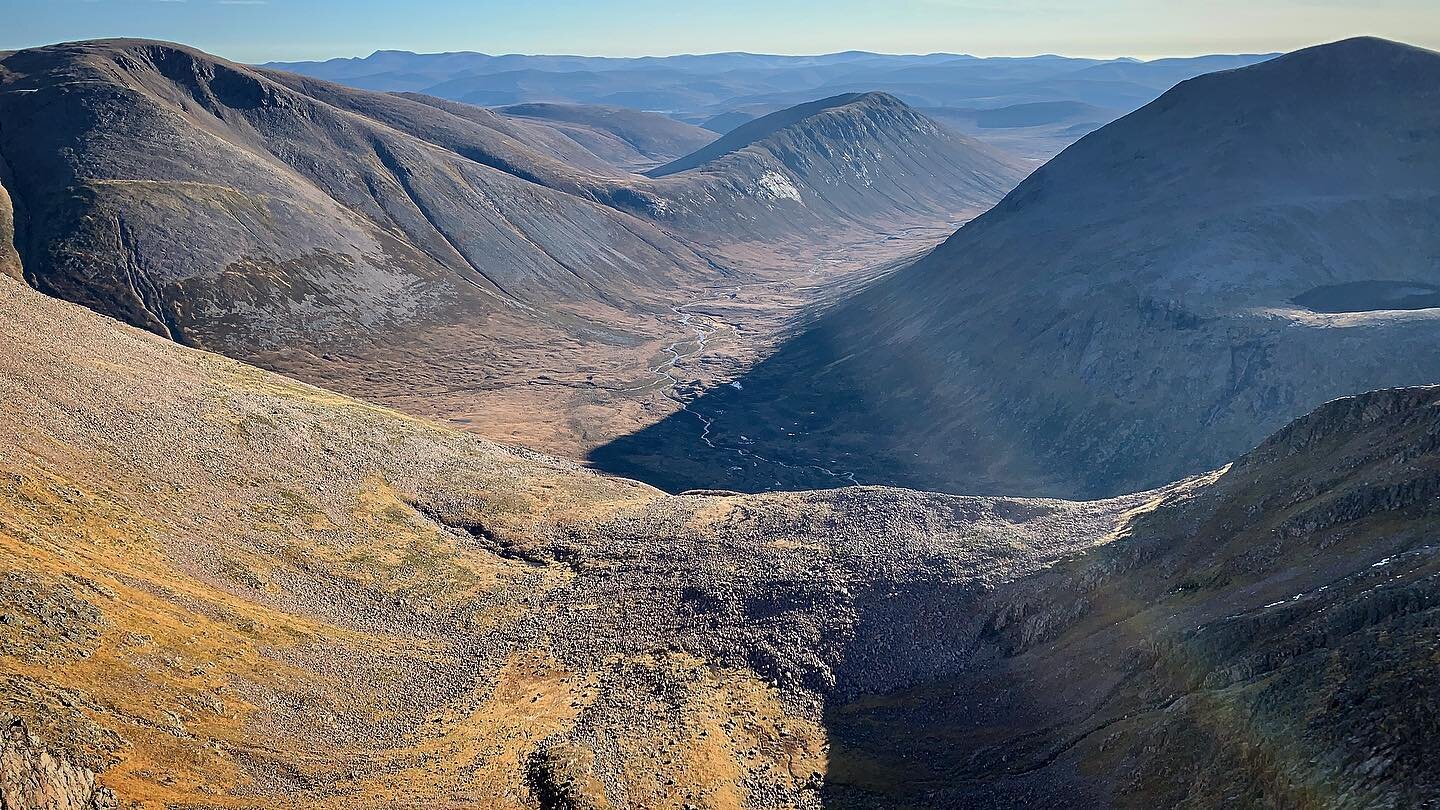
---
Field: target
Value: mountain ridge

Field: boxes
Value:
[590,35,1440,499]
[261,47,1277,160]
[0,36,1027,479]
[636,90,1026,249]
[493,100,715,170]
[647,91,883,176]
[0,38,717,345]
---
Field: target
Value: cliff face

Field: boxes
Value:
[0,155,19,281]
[1,719,116,810]
[824,385,1440,807]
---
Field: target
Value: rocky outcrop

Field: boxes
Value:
[0,719,115,810]
[0,151,20,281]
[821,385,1440,807]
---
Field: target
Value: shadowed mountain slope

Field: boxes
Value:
[4,272,1440,808]
[923,100,1122,160]
[593,37,1440,499]
[495,101,716,170]
[699,108,764,134]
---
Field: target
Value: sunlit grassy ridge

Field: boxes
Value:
[0,272,1135,807]
[0,274,666,807]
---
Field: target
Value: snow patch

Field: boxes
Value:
[752,171,802,203]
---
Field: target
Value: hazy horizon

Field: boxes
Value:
[5,0,1438,63]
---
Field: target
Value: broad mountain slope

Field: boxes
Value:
[0,39,1024,339]
[4,272,1440,808]
[0,38,716,358]
[593,37,1440,499]
[0,266,1151,808]
[495,101,716,170]
[640,92,1027,249]
[0,39,1028,468]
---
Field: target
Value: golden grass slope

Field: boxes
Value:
[0,274,1149,808]
[0,276,865,809]
[0,273,655,807]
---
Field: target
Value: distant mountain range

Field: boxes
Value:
[263,49,1276,117]
[592,37,1440,499]
[266,49,1278,159]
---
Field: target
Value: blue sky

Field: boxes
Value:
[4,0,1437,62]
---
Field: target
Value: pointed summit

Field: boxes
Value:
[648,91,909,177]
